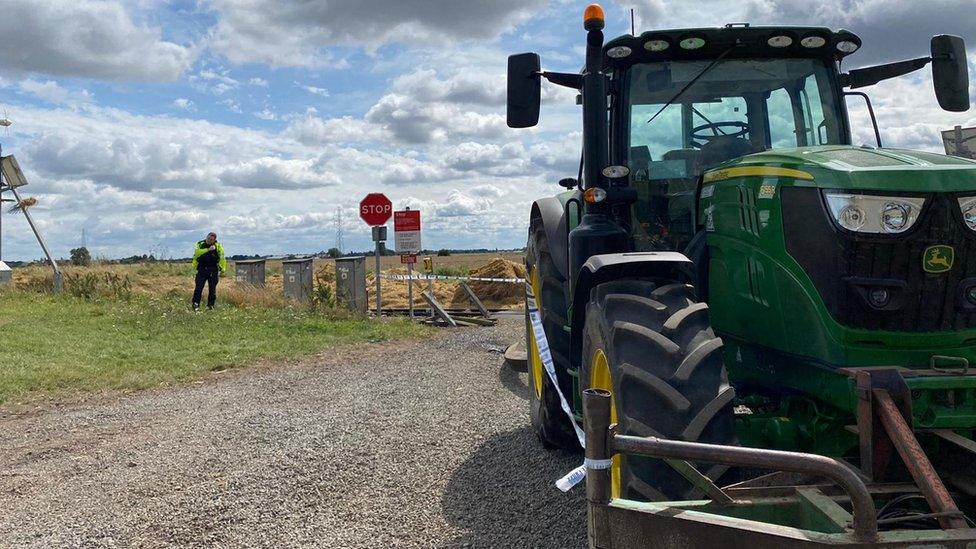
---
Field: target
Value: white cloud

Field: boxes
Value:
[298,84,330,97]
[471,184,505,198]
[18,79,92,106]
[0,0,194,81]
[219,157,342,189]
[284,114,388,145]
[248,77,269,87]
[434,190,494,217]
[172,98,194,110]
[208,0,547,66]
[220,99,243,113]
[137,210,209,231]
[365,94,509,144]
[254,108,277,120]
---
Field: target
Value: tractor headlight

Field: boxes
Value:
[823,192,925,234]
[958,197,976,231]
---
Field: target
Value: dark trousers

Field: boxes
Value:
[193,268,219,308]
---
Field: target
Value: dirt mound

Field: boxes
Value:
[450,258,525,308]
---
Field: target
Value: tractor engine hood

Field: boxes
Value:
[716,145,976,192]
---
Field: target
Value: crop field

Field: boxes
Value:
[11,250,526,310]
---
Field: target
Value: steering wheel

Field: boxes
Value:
[690,121,750,148]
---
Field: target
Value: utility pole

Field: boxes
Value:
[0,116,8,264]
[0,122,63,292]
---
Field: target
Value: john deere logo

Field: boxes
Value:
[923,245,955,273]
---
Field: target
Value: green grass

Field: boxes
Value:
[433,266,470,278]
[0,290,428,404]
[129,261,196,277]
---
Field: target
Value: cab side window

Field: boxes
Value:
[767,87,798,148]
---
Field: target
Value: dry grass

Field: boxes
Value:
[10,251,526,310]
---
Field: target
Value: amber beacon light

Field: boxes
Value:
[583,4,605,31]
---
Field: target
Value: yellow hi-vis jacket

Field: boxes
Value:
[191,240,227,273]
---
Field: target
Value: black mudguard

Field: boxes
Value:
[530,197,570,281]
[569,252,695,370]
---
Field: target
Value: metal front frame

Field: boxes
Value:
[582,388,976,548]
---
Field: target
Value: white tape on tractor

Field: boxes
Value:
[526,282,597,493]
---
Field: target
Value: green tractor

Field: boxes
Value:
[510,3,976,545]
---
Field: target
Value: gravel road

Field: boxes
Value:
[0,317,586,548]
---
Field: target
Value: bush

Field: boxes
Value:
[437,249,451,257]
[327,247,342,258]
[433,266,468,278]
[70,247,92,266]
[313,266,335,306]
[63,271,132,300]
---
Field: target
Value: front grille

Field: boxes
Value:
[783,188,976,332]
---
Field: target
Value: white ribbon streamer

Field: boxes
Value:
[378,274,525,283]
[525,282,608,493]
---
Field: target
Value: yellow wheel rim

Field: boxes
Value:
[528,267,545,400]
[590,348,622,499]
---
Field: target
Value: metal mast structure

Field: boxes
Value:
[334,206,344,254]
[0,117,63,291]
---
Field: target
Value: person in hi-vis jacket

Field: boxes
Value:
[191,232,226,310]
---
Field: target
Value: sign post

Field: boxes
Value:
[394,208,422,318]
[423,256,434,317]
[360,193,393,315]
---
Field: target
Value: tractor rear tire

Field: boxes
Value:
[581,279,736,501]
[525,218,577,450]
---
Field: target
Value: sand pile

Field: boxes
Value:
[364,257,526,310]
[450,258,525,309]
[366,272,458,310]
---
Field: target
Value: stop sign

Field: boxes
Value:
[359,193,393,226]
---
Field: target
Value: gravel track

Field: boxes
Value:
[0,317,586,548]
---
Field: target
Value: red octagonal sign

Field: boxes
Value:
[359,193,393,226]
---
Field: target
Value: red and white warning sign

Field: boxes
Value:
[393,209,421,254]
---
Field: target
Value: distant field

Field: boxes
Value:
[0,290,427,405]
[11,251,527,310]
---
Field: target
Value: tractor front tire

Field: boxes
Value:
[581,279,736,500]
[526,218,577,450]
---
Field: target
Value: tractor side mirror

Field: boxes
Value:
[931,35,970,112]
[507,53,541,128]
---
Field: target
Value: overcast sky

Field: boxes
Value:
[0,0,974,261]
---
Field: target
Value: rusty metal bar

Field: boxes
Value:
[583,389,613,549]
[611,434,878,541]
[856,371,875,479]
[873,389,968,530]
[931,429,976,455]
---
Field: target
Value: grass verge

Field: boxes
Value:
[0,289,428,404]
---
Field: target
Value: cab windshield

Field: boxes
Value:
[624,57,846,251]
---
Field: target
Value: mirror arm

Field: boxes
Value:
[541,71,583,90]
[840,57,931,89]
[844,91,883,148]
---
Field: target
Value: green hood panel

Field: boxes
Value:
[721,145,976,193]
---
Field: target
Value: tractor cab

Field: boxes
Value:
[509,21,968,257]
[599,24,964,252]
[619,46,849,251]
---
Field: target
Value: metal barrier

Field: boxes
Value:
[582,388,879,545]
